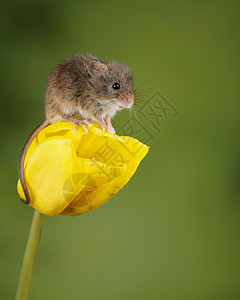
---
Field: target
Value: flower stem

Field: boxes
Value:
[16,210,44,300]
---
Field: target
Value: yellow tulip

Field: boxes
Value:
[17,122,149,217]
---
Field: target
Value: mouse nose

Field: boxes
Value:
[125,94,135,107]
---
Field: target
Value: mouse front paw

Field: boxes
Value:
[98,119,107,133]
[105,115,116,134]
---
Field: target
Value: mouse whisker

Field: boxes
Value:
[134,77,156,91]
[129,107,133,119]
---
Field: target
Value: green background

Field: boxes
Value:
[1,0,240,299]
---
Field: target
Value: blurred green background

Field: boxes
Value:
[1,0,240,299]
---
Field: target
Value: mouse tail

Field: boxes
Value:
[19,119,49,205]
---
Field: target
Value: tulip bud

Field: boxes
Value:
[17,122,149,216]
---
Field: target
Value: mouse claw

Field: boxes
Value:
[83,120,91,126]
[82,124,88,133]
[78,121,89,133]
[106,125,116,134]
[67,118,89,133]
[107,128,116,134]
[97,119,107,134]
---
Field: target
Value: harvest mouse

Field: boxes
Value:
[19,54,135,204]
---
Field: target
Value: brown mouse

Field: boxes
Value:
[19,54,135,205]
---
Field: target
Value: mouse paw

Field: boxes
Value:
[98,120,107,133]
[106,124,116,134]
[67,118,90,133]
[76,120,90,133]
[105,116,116,134]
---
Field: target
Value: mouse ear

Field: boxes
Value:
[89,61,107,75]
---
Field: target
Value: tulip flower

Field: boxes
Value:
[16,121,149,300]
[17,122,149,216]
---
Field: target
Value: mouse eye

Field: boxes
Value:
[112,83,120,90]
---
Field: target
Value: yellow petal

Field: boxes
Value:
[18,137,84,216]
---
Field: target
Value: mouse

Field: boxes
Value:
[19,54,135,205]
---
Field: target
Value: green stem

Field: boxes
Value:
[16,210,44,300]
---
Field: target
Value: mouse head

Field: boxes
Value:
[88,59,135,111]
